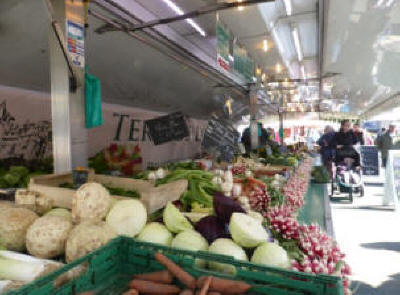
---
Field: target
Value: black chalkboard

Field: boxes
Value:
[202,115,239,163]
[145,112,189,145]
[360,145,379,176]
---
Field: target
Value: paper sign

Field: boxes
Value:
[67,20,85,68]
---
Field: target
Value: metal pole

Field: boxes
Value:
[249,86,259,151]
[279,112,284,145]
[48,0,88,173]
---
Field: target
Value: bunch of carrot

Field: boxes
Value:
[123,252,252,295]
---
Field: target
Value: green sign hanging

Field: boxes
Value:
[216,22,230,71]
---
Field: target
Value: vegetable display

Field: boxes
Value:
[0,153,351,295]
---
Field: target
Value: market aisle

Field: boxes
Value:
[331,185,400,294]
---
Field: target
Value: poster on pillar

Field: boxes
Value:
[0,86,207,172]
[66,20,85,68]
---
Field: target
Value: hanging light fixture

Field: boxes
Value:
[263,39,268,52]
[276,63,282,73]
[237,0,244,11]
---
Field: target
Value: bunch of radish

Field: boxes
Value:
[265,205,299,240]
[232,165,246,175]
[291,223,351,295]
[248,185,270,212]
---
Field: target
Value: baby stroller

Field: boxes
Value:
[331,152,364,203]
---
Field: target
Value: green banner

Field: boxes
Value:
[233,42,254,82]
[216,22,230,71]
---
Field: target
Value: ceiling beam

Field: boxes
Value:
[96,0,275,33]
[274,11,317,26]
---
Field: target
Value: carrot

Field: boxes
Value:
[179,289,194,295]
[154,252,196,289]
[134,270,174,284]
[122,290,139,295]
[196,277,251,294]
[247,177,266,188]
[198,276,212,295]
[130,279,180,294]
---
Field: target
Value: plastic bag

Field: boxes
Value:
[85,69,103,128]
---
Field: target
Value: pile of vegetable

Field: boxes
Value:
[0,159,53,189]
[118,252,252,295]
[89,143,142,176]
[0,154,352,295]
[156,170,220,211]
[311,166,331,183]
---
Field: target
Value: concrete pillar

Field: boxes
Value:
[49,0,88,173]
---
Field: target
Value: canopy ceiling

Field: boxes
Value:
[0,0,400,119]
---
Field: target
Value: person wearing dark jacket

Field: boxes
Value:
[353,123,365,145]
[241,122,269,154]
[334,120,360,167]
[318,126,335,171]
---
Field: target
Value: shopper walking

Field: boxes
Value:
[376,124,395,167]
[317,125,335,174]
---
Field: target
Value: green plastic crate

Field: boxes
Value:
[6,237,344,295]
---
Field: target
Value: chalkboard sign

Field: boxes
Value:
[144,112,189,145]
[202,115,239,163]
[360,145,379,176]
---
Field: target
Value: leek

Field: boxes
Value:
[0,250,61,282]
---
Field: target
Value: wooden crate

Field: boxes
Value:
[28,171,154,209]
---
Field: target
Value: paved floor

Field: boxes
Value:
[330,184,400,294]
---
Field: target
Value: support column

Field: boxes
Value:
[279,112,284,145]
[49,0,88,173]
[249,86,259,151]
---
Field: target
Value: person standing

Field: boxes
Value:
[353,123,365,145]
[241,122,269,154]
[317,125,335,173]
[376,124,395,167]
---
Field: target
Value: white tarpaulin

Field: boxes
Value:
[0,85,207,168]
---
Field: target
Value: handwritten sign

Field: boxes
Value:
[144,112,190,145]
[360,146,379,176]
[202,115,239,163]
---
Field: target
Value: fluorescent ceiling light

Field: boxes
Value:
[283,0,292,16]
[161,0,206,37]
[292,27,303,62]
[301,65,306,79]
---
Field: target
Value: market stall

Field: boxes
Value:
[0,0,356,295]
